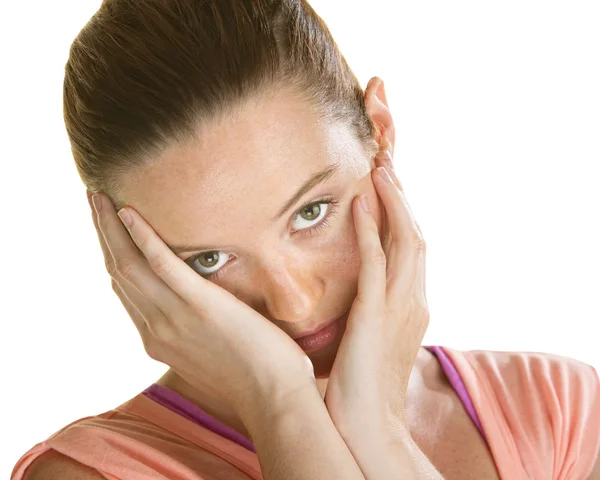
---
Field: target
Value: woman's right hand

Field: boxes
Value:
[86,191,316,418]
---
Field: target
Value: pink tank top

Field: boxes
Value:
[11,346,600,479]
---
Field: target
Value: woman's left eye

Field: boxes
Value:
[291,198,338,234]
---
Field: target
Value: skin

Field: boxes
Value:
[100,77,498,476]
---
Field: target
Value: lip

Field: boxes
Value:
[291,309,350,354]
[291,309,350,340]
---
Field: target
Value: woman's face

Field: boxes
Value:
[120,88,387,377]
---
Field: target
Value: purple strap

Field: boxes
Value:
[143,345,486,452]
[143,383,256,452]
[424,345,486,439]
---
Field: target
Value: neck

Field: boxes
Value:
[154,347,438,443]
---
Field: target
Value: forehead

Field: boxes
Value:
[122,90,368,246]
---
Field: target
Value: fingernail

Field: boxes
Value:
[360,194,370,212]
[118,208,133,228]
[92,194,103,213]
[377,166,392,182]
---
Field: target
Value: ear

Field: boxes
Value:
[364,76,396,158]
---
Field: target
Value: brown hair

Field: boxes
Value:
[64,0,381,211]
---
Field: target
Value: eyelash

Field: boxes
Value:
[188,196,340,281]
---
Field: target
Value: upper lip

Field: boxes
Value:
[290,309,349,340]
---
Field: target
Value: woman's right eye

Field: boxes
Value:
[188,251,231,279]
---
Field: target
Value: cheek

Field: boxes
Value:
[316,178,387,283]
[320,214,362,282]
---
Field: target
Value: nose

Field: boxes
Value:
[255,259,324,324]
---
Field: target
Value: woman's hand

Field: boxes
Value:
[86,191,316,418]
[324,147,429,442]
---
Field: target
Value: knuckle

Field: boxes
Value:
[144,323,174,361]
[115,258,136,281]
[105,258,118,278]
[144,340,161,361]
[148,255,174,277]
[111,278,120,292]
[369,246,387,266]
[149,321,175,347]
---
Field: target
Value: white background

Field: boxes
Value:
[2,0,599,476]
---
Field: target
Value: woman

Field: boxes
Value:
[11,0,600,478]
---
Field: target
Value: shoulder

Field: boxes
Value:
[467,348,599,408]
[409,348,501,479]
[23,449,105,480]
[465,349,600,478]
[17,410,253,480]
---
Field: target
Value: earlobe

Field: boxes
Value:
[364,76,396,156]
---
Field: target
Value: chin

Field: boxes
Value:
[309,338,342,379]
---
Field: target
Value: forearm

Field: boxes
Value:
[350,434,444,479]
[239,383,366,480]
[335,416,444,480]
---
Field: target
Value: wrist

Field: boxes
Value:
[238,380,368,480]
[235,377,320,432]
[330,405,411,449]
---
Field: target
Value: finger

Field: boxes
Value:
[370,161,423,240]
[374,148,402,190]
[369,166,428,312]
[371,166,422,244]
[88,191,163,337]
[92,193,191,321]
[113,199,224,312]
[373,148,417,246]
[352,194,387,309]
[88,191,117,276]
[371,166,425,298]
[372,152,393,257]
[374,147,396,173]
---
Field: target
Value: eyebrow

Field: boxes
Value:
[168,162,341,255]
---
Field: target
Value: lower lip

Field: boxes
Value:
[294,311,349,353]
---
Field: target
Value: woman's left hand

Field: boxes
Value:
[324,147,430,443]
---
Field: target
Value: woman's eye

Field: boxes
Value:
[292,201,330,231]
[189,251,230,278]
[188,198,338,279]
